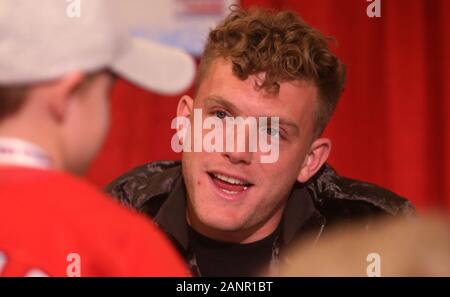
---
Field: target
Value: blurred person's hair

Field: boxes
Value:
[0,86,28,122]
[197,6,346,137]
[0,70,105,122]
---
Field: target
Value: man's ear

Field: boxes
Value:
[297,138,331,183]
[175,95,194,147]
[177,95,194,118]
[47,71,84,123]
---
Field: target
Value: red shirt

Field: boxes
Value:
[0,167,190,276]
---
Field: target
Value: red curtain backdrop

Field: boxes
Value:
[87,0,450,214]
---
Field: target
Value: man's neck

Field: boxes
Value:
[186,204,285,244]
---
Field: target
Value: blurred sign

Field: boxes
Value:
[116,0,238,56]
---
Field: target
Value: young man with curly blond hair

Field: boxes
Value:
[107,7,414,276]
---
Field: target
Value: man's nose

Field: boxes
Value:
[220,117,258,164]
[222,129,254,164]
[222,150,253,165]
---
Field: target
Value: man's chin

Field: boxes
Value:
[200,218,244,232]
[194,214,247,234]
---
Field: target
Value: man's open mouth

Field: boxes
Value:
[207,171,253,195]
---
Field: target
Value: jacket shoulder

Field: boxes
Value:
[306,164,415,221]
[105,160,182,212]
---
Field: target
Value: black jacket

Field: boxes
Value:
[105,161,414,276]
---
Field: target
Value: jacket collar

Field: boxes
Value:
[280,183,323,244]
[154,176,190,251]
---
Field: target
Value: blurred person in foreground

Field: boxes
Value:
[0,0,195,276]
[106,7,415,276]
[280,214,450,276]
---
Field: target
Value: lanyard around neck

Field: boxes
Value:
[0,137,52,169]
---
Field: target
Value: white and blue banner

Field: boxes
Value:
[116,0,238,56]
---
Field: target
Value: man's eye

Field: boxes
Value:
[267,127,279,137]
[261,126,280,138]
[215,110,227,119]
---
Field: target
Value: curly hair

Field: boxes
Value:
[197,6,346,137]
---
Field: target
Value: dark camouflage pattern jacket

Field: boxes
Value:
[105,161,414,276]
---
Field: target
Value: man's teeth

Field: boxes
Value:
[213,173,248,186]
[222,189,239,194]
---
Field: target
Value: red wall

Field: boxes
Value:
[87,0,450,214]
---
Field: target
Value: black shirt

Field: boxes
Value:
[188,226,280,277]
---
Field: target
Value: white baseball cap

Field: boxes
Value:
[0,0,196,95]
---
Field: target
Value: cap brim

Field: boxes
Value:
[110,37,196,95]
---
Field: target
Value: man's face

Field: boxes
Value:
[180,59,319,242]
